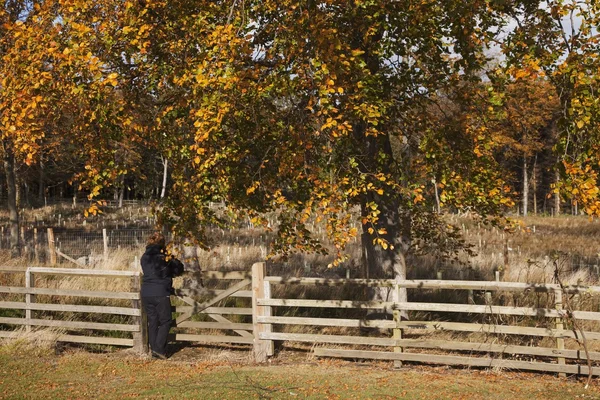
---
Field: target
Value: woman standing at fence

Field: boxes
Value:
[140,232,184,360]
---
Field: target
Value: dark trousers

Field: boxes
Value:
[142,296,172,356]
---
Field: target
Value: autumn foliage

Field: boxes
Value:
[0,1,599,277]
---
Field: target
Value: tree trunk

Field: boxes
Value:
[117,176,125,208]
[555,169,561,216]
[38,158,45,203]
[522,156,528,217]
[360,194,409,318]
[433,177,441,214]
[353,120,409,317]
[2,140,20,255]
[23,181,29,208]
[72,181,78,208]
[532,155,537,215]
[160,157,168,199]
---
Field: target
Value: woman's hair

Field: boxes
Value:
[147,231,166,248]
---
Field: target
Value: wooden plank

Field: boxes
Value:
[205,307,252,315]
[174,333,253,344]
[0,317,139,332]
[176,288,252,298]
[200,271,251,280]
[398,321,600,340]
[252,262,272,362]
[258,298,392,309]
[314,348,600,376]
[174,306,253,315]
[394,302,600,321]
[57,334,134,346]
[555,289,566,376]
[0,286,139,300]
[260,332,396,346]
[264,277,395,287]
[263,277,600,293]
[396,280,600,294]
[28,267,140,277]
[0,301,140,316]
[257,316,396,329]
[258,333,600,361]
[176,321,253,330]
[0,266,26,273]
[48,228,56,265]
[206,314,253,338]
[394,339,600,361]
[55,250,87,268]
[25,269,34,332]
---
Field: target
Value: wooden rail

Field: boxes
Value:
[0,266,141,348]
[257,275,600,376]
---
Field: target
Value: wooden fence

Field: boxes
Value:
[0,266,254,350]
[3,263,600,376]
[0,266,142,347]
[254,265,600,376]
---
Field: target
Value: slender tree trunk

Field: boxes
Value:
[555,169,561,216]
[117,176,125,208]
[2,140,20,254]
[532,155,537,215]
[160,157,168,199]
[522,156,528,217]
[72,181,78,208]
[433,177,441,214]
[38,158,45,203]
[23,181,29,208]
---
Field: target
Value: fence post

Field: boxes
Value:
[252,262,272,362]
[33,228,39,263]
[47,228,56,265]
[264,270,274,357]
[25,268,34,333]
[102,228,108,263]
[392,278,403,368]
[554,288,566,378]
[131,272,148,354]
[20,227,27,258]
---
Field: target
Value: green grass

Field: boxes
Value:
[0,349,599,399]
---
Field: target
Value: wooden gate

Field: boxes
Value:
[172,269,254,345]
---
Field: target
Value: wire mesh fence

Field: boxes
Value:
[0,227,158,263]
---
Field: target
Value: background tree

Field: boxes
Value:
[502,0,600,216]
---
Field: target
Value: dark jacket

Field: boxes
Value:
[141,244,184,297]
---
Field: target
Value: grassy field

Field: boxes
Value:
[0,347,599,400]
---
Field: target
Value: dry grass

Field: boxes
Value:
[0,327,63,357]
